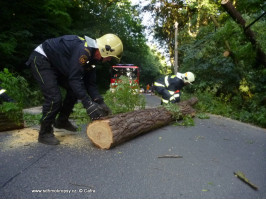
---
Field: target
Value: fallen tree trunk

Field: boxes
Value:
[87,97,198,149]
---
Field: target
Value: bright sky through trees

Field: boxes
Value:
[129,0,171,65]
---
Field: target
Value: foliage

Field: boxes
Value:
[0,68,27,123]
[22,103,90,130]
[104,76,146,114]
[23,103,91,130]
[0,0,72,71]
[0,0,163,94]
[23,113,42,127]
[0,68,42,107]
[0,0,265,128]
[163,103,195,126]
[145,0,265,127]
[0,102,23,124]
[77,0,163,87]
[138,48,163,85]
[194,91,233,117]
[0,68,30,105]
[196,113,210,119]
[0,68,42,124]
[71,102,91,131]
[163,103,182,120]
[192,91,266,128]
[0,71,23,124]
[173,116,195,126]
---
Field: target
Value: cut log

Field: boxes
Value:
[223,51,230,57]
[221,0,246,25]
[87,97,198,149]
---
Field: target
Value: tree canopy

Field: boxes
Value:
[143,0,266,126]
[0,0,162,86]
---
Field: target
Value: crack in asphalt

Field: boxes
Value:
[0,146,56,189]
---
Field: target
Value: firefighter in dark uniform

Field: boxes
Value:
[154,72,195,104]
[26,34,123,145]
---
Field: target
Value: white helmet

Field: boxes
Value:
[96,34,123,62]
[177,72,195,84]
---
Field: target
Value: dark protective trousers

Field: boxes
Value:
[28,52,77,124]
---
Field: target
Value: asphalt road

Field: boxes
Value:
[0,94,265,199]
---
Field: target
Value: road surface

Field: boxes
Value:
[0,94,265,198]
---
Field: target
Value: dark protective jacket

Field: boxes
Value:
[41,35,102,106]
[154,75,184,103]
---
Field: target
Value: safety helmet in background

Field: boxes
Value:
[96,34,123,62]
[177,72,195,84]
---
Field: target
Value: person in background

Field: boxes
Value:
[154,72,195,104]
[146,84,150,93]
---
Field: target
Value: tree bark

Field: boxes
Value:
[221,0,266,67]
[0,112,24,132]
[87,97,198,149]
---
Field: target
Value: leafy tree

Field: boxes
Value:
[0,0,163,90]
[143,0,266,127]
[104,76,145,114]
[69,0,162,86]
[0,0,72,73]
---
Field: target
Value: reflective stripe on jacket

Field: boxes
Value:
[0,89,6,95]
[154,75,184,103]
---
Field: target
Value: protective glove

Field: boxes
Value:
[94,98,112,115]
[86,101,106,120]
[169,93,180,103]
[99,102,112,115]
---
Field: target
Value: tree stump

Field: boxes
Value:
[87,97,198,149]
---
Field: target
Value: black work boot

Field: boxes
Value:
[38,121,60,145]
[54,115,77,132]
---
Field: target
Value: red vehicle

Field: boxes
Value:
[110,64,139,90]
